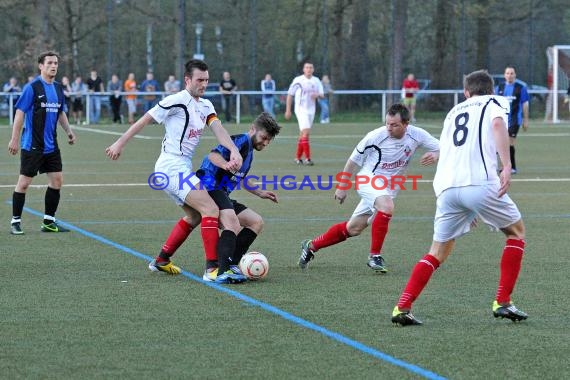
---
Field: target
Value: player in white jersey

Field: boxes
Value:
[299,104,439,272]
[105,59,246,284]
[392,70,528,326]
[284,61,324,165]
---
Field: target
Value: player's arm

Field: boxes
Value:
[522,101,529,131]
[335,158,361,204]
[58,112,76,145]
[209,119,242,172]
[492,117,511,197]
[8,110,25,155]
[284,94,293,120]
[105,113,155,160]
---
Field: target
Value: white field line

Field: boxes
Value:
[2,177,570,189]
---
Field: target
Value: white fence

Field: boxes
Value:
[1,88,556,126]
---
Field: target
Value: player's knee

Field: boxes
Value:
[249,217,264,234]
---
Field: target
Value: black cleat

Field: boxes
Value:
[391,306,423,326]
[299,239,315,269]
[492,301,528,322]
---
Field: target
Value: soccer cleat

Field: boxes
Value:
[294,159,303,165]
[214,269,247,284]
[391,306,423,326]
[303,159,314,166]
[148,258,181,275]
[41,221,70,233]
[511,168,518,175]
[10,222,24,235]
[367,255,388,273]
[202,267,219,282]
[492,300,528,322]
[299,239,315,269]
[229,265,244,276]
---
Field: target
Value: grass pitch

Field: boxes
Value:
[1,118,569,379]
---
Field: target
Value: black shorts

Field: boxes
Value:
[208,190,247,214]
[508,124,521,138]
[72,98,83,112]
[20,150,63,177]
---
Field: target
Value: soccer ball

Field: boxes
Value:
[239,252,269,280]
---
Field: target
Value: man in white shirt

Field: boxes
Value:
[285,61,324,165]
[391,70,528,326]
[299,103,439,272]
[105,59,246,284]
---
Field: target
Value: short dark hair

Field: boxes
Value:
[253,112,281,138]
[38,51,60,64]
[185,59,208,78]
[464,70,494,96]
[387,103,411,124]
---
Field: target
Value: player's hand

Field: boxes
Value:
[522,120,529,132]
[284,110,291,120]
[8,138,19,155]
[498,168,511,197]
[67,131,77,145]
[227,151,243,172]
[105,142,124,160]
[334,189,348,204]
[420,151,438,166]
[260,191,278,203]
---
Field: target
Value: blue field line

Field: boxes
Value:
[18,205,446,380]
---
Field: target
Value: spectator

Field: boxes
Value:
[60,76,72,118]
[124,73,137,124]
[164,74,181,95]
[140,72,160,113]
[3,77,22,118]
[260,73,276,117]
[86,69,104,124]
[319,75,333,124]
[107,74,123,123]
[71,76,86,125]
[219,71,237,122]
[402,73,420,122]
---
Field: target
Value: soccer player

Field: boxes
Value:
[284,61,324,165]
[299,103,439,272]
[8,51,77,235]
[105,59,245,284]
[495,66,529,174]
[196,112,281,275]
[391,70,528,326]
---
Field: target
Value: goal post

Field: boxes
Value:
[550,45,570,123]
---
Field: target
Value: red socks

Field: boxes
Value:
[296,137,310,160]
[370,211,392,255]
[201,216,219,261]
[495,239,525,304]
[397,254,440,310]
[312,222,349,251]
[161,219,193,256]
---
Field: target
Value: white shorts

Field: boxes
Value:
[154,153,201,206]
[433,184,522,242]
[295,111,315,131]
[351,182,398,220]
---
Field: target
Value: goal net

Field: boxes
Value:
[548,45,570,123]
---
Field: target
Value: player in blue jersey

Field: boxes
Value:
[495,66,529,174]
[195,112,281,275]
[8,51,77,235]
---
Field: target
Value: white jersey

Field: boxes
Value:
[349,125,439,178]
[287,75,324,114]
[433,95,509,197]
[148,90,217,159]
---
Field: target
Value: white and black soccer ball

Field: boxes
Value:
[239,251,269,280]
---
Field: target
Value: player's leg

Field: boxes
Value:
[149,205,201,275]
[11,174,34,235]
[477,188,527,321]
[367,195,395,272]
[234,204,263,263]
[508,125,520,173]
[295,112,313,164]
[41,152,68,233]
